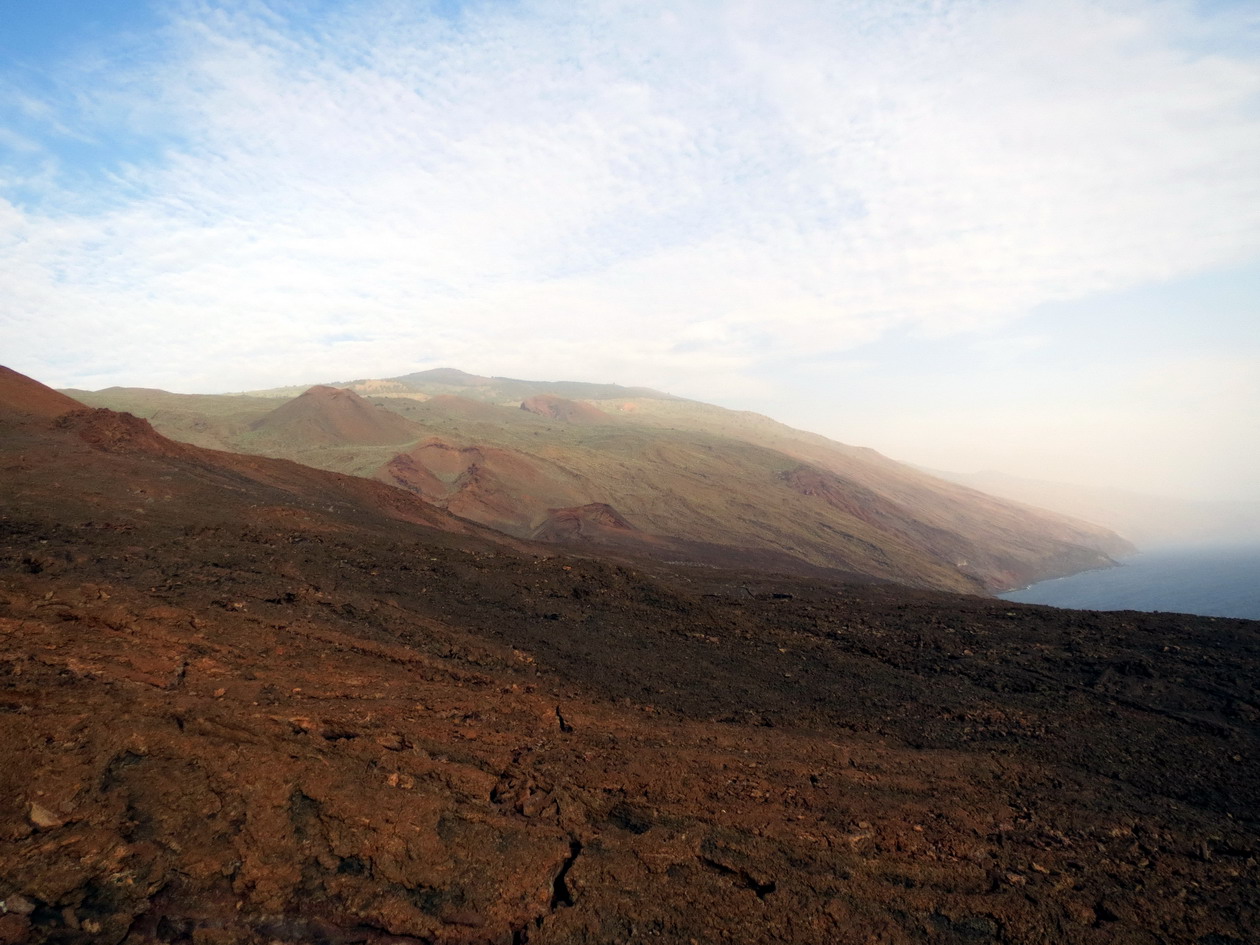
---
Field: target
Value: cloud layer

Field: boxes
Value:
[2,0,1258,497]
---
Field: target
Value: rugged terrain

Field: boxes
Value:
[66,370,1132,594]
[3,366,1258,944]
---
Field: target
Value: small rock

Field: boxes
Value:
[1,895,35,916]
[1063,902,1096,925]
[29,801,63,829]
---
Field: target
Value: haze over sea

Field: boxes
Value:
[999,544,1260,620]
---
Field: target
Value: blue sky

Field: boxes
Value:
[1,0,1258,501]
[1,2,160,61]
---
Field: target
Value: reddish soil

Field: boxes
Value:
[0,367,82,420]
[519,397,610,425]
[2,369,1258,944]
[381,440,588,536]
[250,387,423,447]
[530,504,637,543]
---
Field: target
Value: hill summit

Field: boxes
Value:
[249,385,423,447]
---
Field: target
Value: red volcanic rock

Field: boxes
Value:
[381,439,589,535]
[251,385,423,447]
[520,395,610,424]
[57,407,195,458]
[531,503,636,542]
[0,366,83,421]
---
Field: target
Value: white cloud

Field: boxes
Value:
[0,0,1258,495]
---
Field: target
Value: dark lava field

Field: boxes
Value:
[1,372,1258,944]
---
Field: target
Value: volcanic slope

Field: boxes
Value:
[63,387,279,452]
[246,385,425,448]
[5,364,1259,945]
[1,365,84,419]
[520,394,612,424]
[68,370,1131,594]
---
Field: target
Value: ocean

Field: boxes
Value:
[998,544,1260,620]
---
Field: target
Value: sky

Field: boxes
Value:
[1,0,1258,502]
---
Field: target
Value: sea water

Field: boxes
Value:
[998,544,1260,620]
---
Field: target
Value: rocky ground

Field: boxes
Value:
[1,388,1257,944]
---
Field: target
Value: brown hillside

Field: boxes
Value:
[779,464,1117,590]
[75,374,1133,594]
[60,387,278,451]
[382,439,591,535]
[0,366,83,421]
[521,395,612,424]
[531,503,636,542]
[379,435,980,591]
[249,385,423,447]
[588,397,1134,584]
[2,369,484,541]
[2,365,1257,944]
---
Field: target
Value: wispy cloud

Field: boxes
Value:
[1,0,1258,494]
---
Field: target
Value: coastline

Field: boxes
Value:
[1000,552,1135,595]
[998,544,1260,620]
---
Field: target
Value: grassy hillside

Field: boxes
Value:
[62,374,1132,593]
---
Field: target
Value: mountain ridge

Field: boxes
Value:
[241,367,684,404]
[62,368,1132,593]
